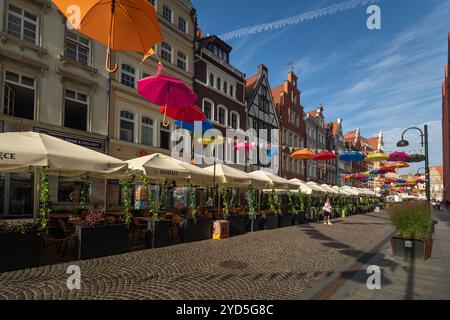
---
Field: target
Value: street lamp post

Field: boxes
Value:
[396,125,431,203]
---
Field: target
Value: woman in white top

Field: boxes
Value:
[323,198,333,225]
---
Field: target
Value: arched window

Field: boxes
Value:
[141,116,154,146]
[203,99,214,121]
[217,105,227,125]
[120,63,136,88]
[120,110,135,142]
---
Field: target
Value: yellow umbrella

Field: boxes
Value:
[197,136,225,145]
[365,152,389,162]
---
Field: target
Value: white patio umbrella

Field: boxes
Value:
[341,186,361,196]
[289,178,313,195]
[306,182,328,195]
[203,164,255,187]
[332,186,352,197]
[248,170,299,190]
[320,184,339,195]
[0,132,130,222]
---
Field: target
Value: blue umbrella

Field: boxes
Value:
[396,179,406,183]
[339,151,364,162]
[363,177,375,183]
[370,169,379,175]
[174,119,213,132]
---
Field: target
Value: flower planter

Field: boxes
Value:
[146,219,171,248]
[390,236,433,260]
[0,231,42,273]
[262,213,279,230]
[180,217,212,243]
[75,224,129,260]
[246,216,261,232]
[295,214,306,225]
[227,215,247,236]
[278,214,294,228]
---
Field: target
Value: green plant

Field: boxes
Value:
[218,182,229,218]
[79,177,92,210]
[297,193,305,213]
[121,176,134,225]
[246,185,257,218]
[287,189,296,214]
[187,183,197,222]
[141,175,158,221]
[268,185,280,215]
[388,202,433,239]
[39,167,50,231]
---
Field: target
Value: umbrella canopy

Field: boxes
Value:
[171,158,215,187]
[127,153,192,183]
[320,184,339,195]
[388,162,410,169]
[53,0,163,73]
[365,152,389,162]
[291,149,315,160]
[339,151,364,162]
[407,153,426,163]
[0,132,128,176]
[332,186,352,196]
[416,178,425,183]
[370,169,379,175]
[137,73,200,126]
[159,105,205,124]
[248,170,298,189]
[355,173,366,180]
[197,136,225,145]
[306,182,328,194]
[203,164,254,187]
[341,186,360,196]
[314,151,337,161]
[174,119,213,132]
[289,178,313,195]
[378,167,396,174]
[388,152,411,162]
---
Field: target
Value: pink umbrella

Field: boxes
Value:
[388,152,411,162]
[138,73,198,126]
[355,174,365,180]
[416,178,425,183]
[234,141,255,151]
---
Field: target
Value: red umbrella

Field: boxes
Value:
[138,73,198,126]
[355,174,365,180]
[159,105,205,124]
[388,152,411,162]
[385,178,397,184]
[378,167,396,174]
[314,151,337,161]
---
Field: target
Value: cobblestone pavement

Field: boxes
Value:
[0,213,393,300]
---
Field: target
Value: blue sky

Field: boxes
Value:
[192,0,449,173]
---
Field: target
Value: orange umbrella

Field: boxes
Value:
[291,149,315,160]
[53,0,163,73]
[387,162,410,169]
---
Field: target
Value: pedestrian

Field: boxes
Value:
[323,198,333,225]
[205,195,214,208]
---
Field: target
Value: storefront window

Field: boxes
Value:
[58,177,82,202]
[0,173,33,217]
[173,187,187,209]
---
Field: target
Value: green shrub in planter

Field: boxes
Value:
[388,202,434,260]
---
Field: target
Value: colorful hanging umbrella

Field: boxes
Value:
[388,152,411,162]
[416,178,425,183]
[174,119,213,132]
[314,151,337,161]
[407,153,426,163]
[197,136,225,145]
[388,162,410,169]
[53,0,163,73]
[234,142,255,152]
[365,152,389,162]
[291,149,315,160]
[355,174,365,180]
[138,73,199,126]
[378,167,396,174]
[339,151,364,162]
[370,169,379,175]
[396,179,406,183]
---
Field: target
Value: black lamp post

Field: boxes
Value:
[396,125,430,203]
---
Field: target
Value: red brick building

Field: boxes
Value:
[442,31,450,205]
[272,72,306,180]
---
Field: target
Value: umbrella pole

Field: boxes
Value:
[33,167,40,224]
[105,0,118,73]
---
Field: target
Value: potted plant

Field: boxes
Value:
[389,202,434,260]
[294,193,306,225]
[180,183,212,243]
[225,187,247,236]
[263,186,279,229]
[0,221,42,272]
[75,212,128,260]
[246,185,260,232]
[278,190,295,227]
[141,176,170,249]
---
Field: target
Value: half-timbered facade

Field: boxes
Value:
[246,64,280,172]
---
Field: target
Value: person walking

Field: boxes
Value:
[323,198,333,225]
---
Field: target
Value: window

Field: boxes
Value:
[58,177,84,202]
[177,51,187,71]
[66,31,90,65]
[64,89,88,131]
[203,100,213,120]
[120,64,136,88]
[230,85,234,98]
[141,116,154,146]
[7,4,38,44]
[224,81,228,94]
[178,17,187,33]
[217,106,226,125]
[162,5,172,22]
[261,85,268,98]
[160,122,171,149]
[3,70,35,120]
[230,112,239,129]
[216,78,221,91]
[161,42,172,63]
[120,110,135,142]
[209,73,214,87]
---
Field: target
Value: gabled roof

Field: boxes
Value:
[246,75,258,100]
[366,137,379,151]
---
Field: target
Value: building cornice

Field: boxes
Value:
[0,32,48,57]
[0,49,49,73]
